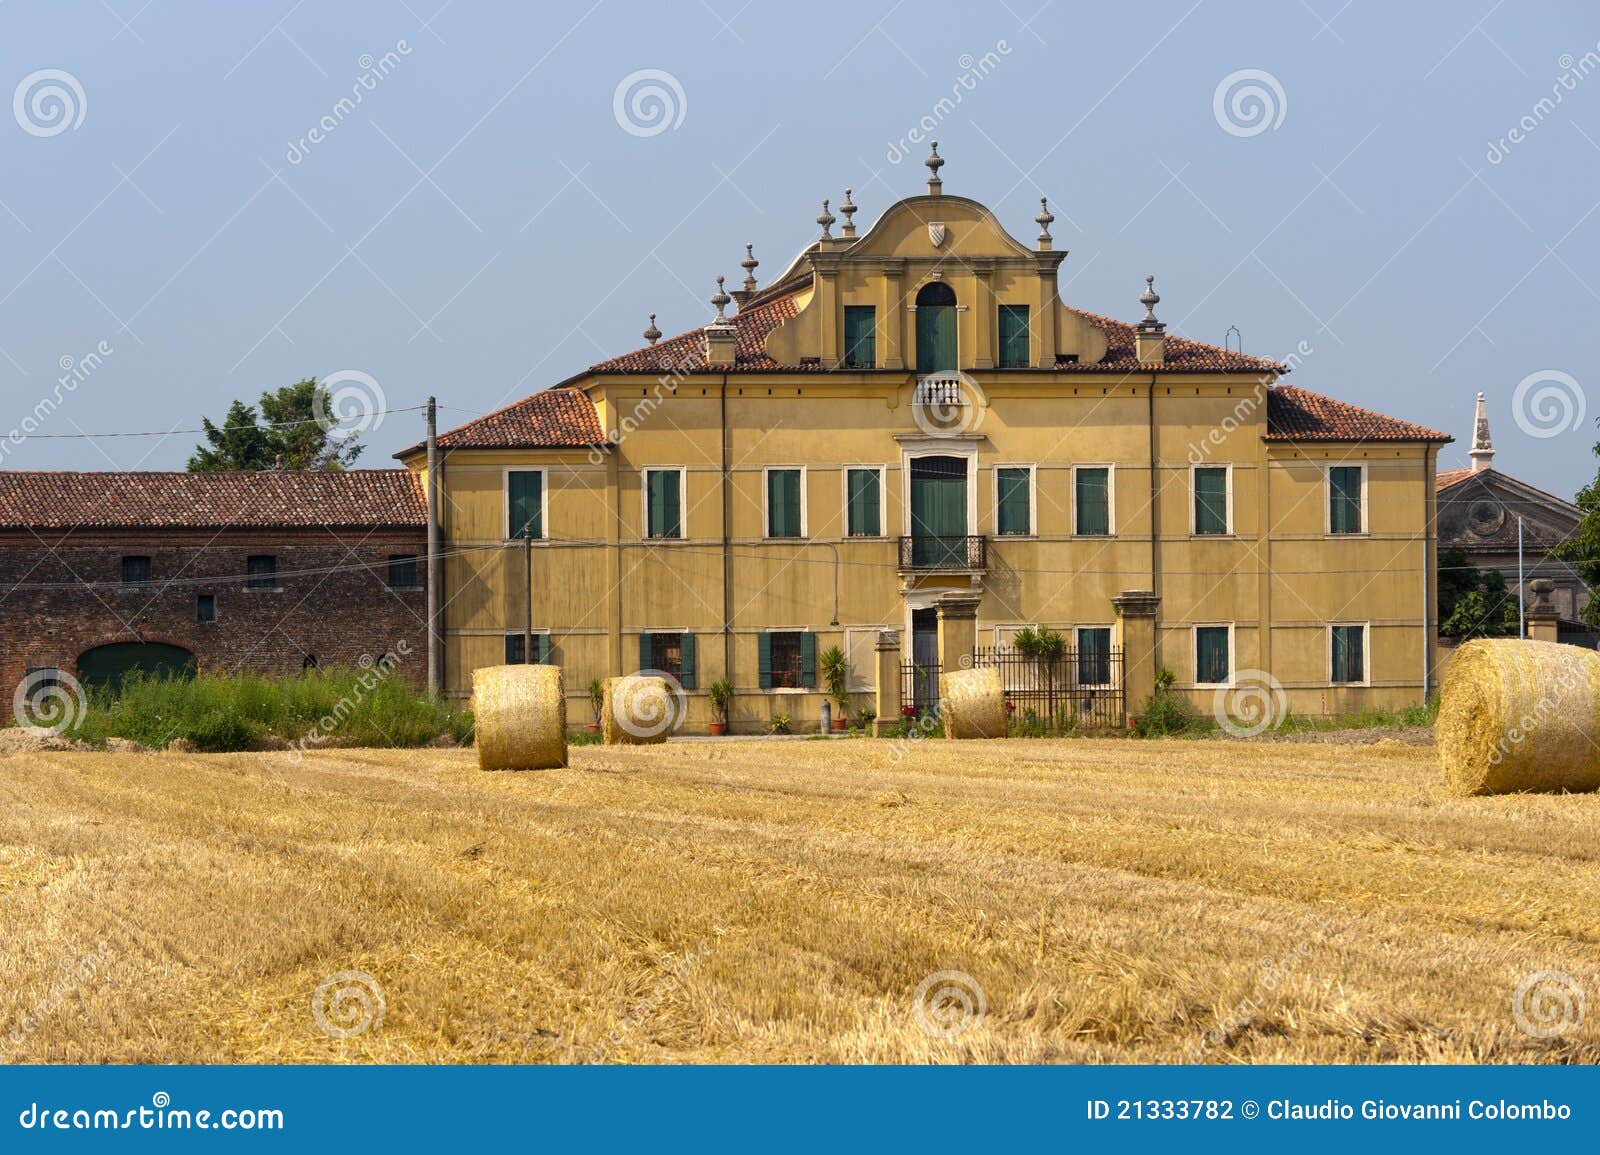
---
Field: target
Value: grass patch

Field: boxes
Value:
[64,670,473,752]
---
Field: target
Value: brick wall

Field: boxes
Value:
[0,528,427,691]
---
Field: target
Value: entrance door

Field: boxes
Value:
[910,455,968,568]
[911,608,939,713]
[77,642,196,689]
[915,281,957,373]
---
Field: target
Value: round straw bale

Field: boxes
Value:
[471,664,567,770]
[1438,638,1600,796]
[940,666,1007,739]
[603,674,679,745]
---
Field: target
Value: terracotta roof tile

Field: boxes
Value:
[402,388,606,455]
[1065,308,1284,374]
[0,470,425,530]
[586,293,803,375]
[1265,386,1452,443]
[1436,467,1474,491]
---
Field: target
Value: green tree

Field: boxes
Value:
[1438,551,1520,639]
[188,379,364,471]
[1553,465,1600,626]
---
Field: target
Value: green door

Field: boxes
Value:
[915,282,957,373]
[910,456,967,567]
[77,642,196,690]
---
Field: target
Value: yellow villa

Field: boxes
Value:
[399,144,1451,732]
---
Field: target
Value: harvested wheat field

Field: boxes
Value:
[1,737,1598,1064]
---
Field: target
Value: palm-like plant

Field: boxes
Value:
[819,645,850,713]
[1013,625,1065,730]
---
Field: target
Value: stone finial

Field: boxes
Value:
[1035,196,1055,250]
[925,140,944,195]
[840,188,858,237]
[740,244,759,293]
[1470,391,1495,474]
[643,313,661,345]
[710,275,731,322]
[1137,274,1164,331]
[816,198,835,239]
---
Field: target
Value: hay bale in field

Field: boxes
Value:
[603,674,678,745]
[472,664,567,771]
[940,666,1007,739]
[1438,638,1600,796]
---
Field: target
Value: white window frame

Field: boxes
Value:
[899,441,980,535]
[762,466,808,539]
[1191,622,1235,688]
[841,464,888,538]
[641,466,688,541]
[1328,621,1371,687]
[1071,463,1116,537]
[1324,462,1368,536]
[992,463,1037,537]
[1189,463,1233,536]
[1074,624,1116,689]
[503,466,549,541]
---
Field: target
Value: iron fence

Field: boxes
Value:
[897,535,987,570]
[970,645,1124,731]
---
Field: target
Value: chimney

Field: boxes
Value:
[1469,391,1494,473]
[1134,274,1165,365]
[704,276,737,368]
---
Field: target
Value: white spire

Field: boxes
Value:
[1470,391,1494,473]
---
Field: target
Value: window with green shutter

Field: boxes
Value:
[507,470,543,539]
[760,631,813,689]
[1193,467,1228,535]
[1328,466,1363,534]
[843,306,876,369]
[1075,467,1110,535]
[504,633,551,664]
[766,469,803,538]
[996,467,1031,535]
[998,305,1030,368]
[1331,625,1365,683]
[846,468,881,537]
[641,632,695,689]
[1077,627,1111,685]
[645,469,682,539]
[1194,626,1231,684]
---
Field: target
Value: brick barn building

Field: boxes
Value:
[0,470,427,692]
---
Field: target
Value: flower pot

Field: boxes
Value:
[830,717,848,732]
[586,722,600,734]
[708,721,727,737]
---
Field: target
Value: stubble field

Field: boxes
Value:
[1,736,1596,1063]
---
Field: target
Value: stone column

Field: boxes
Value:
[874,629,902,736]
[935,593,982,676]
[1112,589,1161,727]
[1526,579,1560,644]
[879,259,905,370]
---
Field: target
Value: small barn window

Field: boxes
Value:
[247,555,278,590]
[387,554,419,588]
[121,555,151,587]
[196,594,216,623]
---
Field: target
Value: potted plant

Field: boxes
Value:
[819,645,850,731]
[770,712,792,735]
[586,678,604,734]
[707,678,733,737]
[854,707,876,734]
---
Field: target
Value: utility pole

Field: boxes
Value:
[1518,515,1526,638]
[425,397,441,697]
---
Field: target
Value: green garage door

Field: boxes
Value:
[77,642,196,689]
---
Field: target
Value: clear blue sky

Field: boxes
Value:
[2,1,1596,495]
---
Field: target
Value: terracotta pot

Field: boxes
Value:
[830,717,848,732]
[586,722,600,734]
[708,721,727,737]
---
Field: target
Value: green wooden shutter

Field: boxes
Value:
[648,471,681,538]
[758,633,773,689]
[508,471,542,538]
[847,468,880,536]
[843,306,875,368]
[1332,625,1364,682]
[537,635,552,664]
[1194,468,1228,534]
[1329,467,1361,534]
[800,632,817,689]
[997,468,1030,535]
[768,470,801,537]
[917,306,957,373]
[639,632,652,671]
[679,633,696,690]
[998,305,1030,368]
[1196,627,1230,683]
[1076,468,1109,535]
[504,634,521,664]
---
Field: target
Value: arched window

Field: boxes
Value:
[915,281,957,373]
